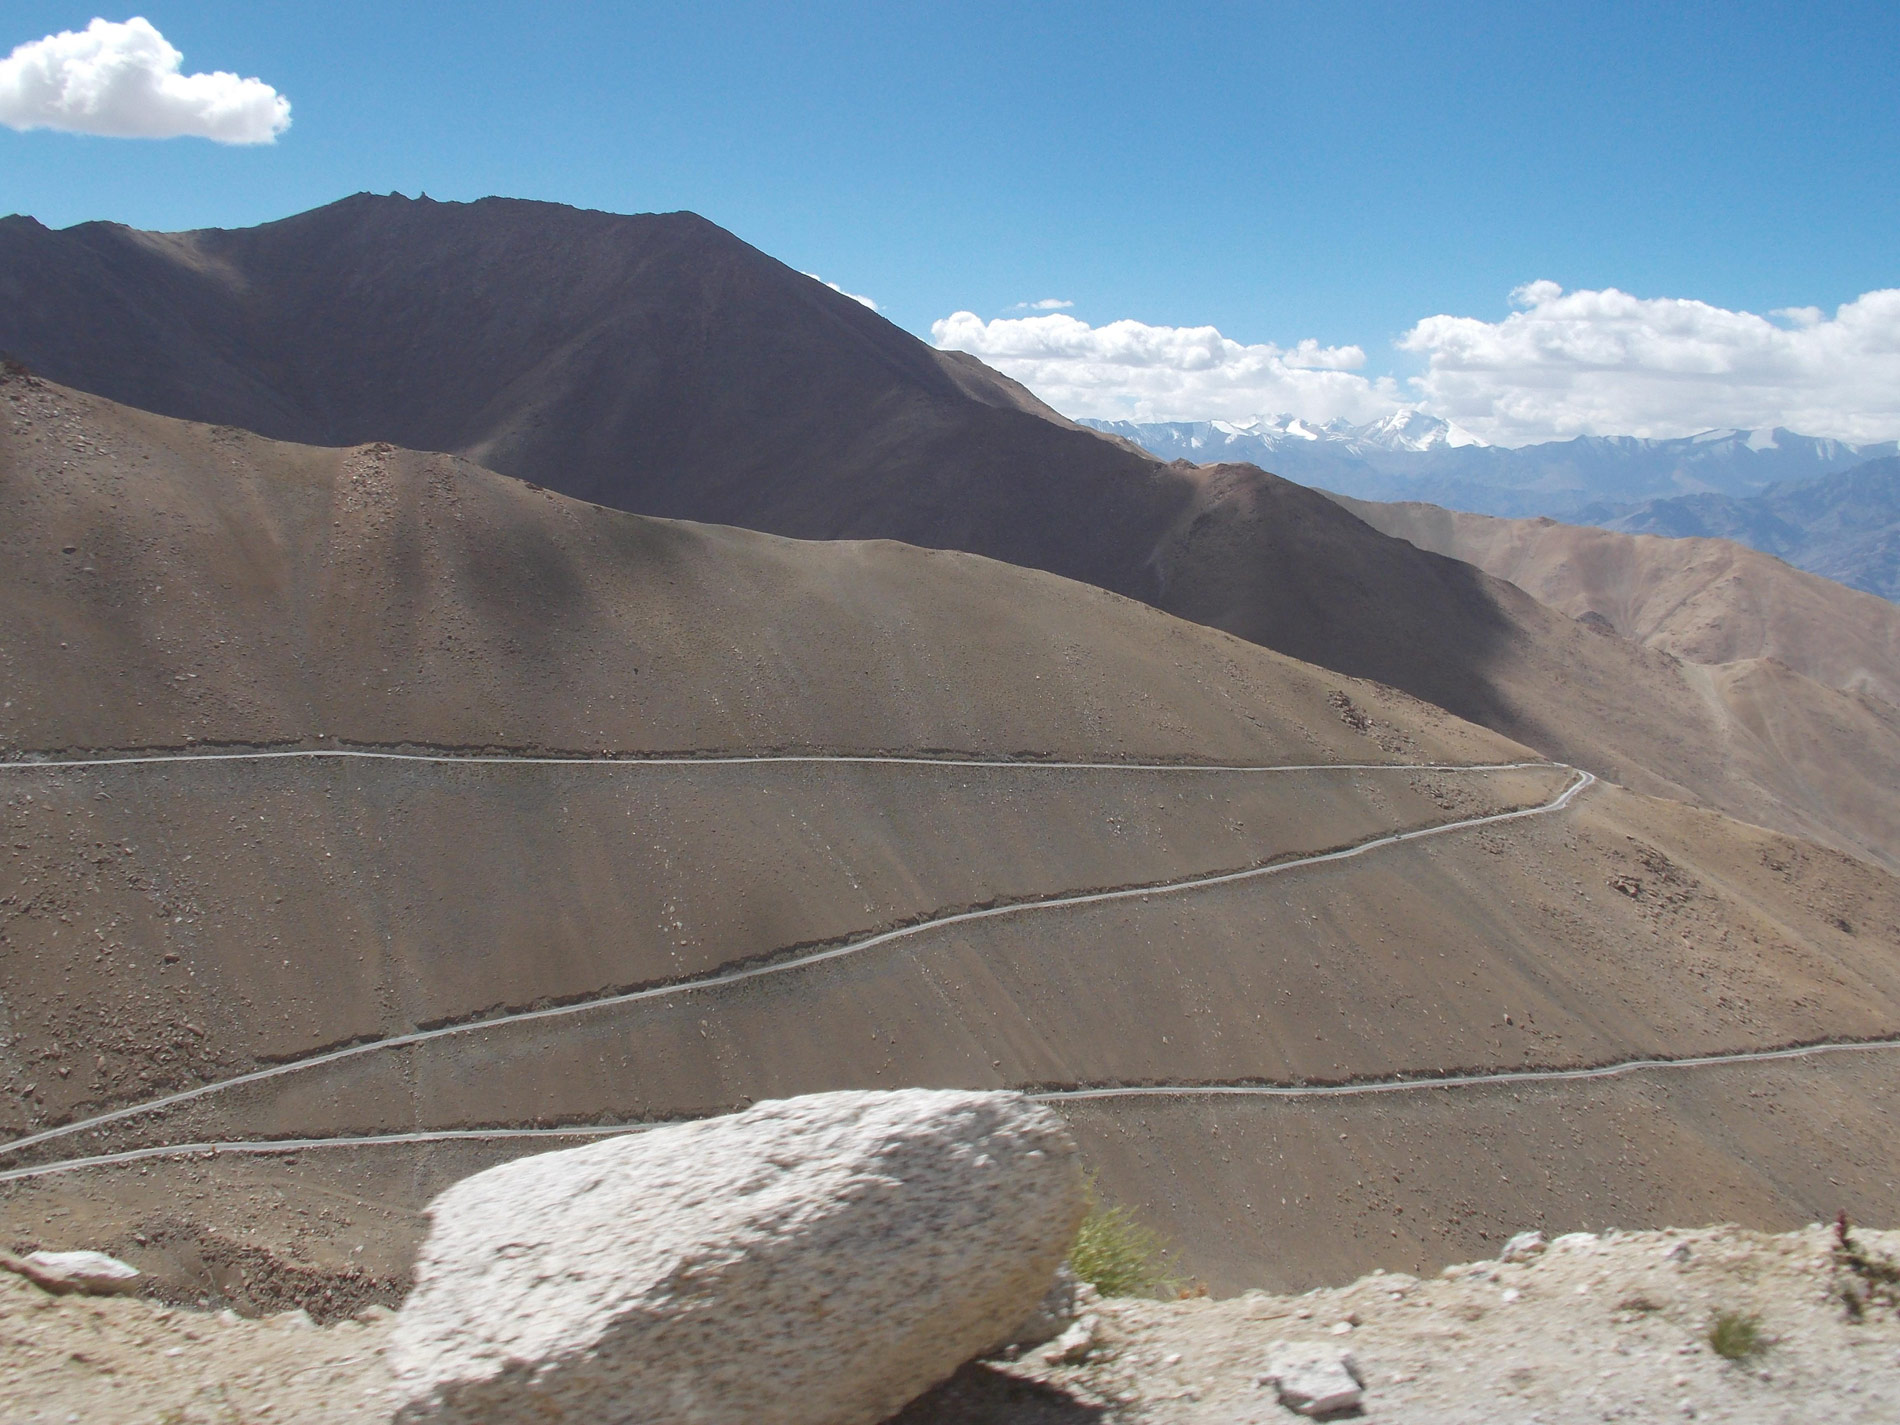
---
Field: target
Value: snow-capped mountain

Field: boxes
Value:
[1352,410,1488,452]
[1081,416,1897,518]
[1083,411,1485,463]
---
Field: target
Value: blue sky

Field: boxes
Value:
[5,2,1899,442]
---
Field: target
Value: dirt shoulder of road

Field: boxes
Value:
[8,1223,1899,1423]
[0,1269,399,1424]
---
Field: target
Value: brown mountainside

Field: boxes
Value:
[1,195,1895,868]
[1330,493,1900,706]
[3,377,1899,1300]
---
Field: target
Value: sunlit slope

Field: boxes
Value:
[1330,493,1900,703]
[6,771,1896,1296]
[31,776,1890,1152]
[1,370,1528,1135]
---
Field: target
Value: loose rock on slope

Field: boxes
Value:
[1,1249,141,1296]
[389,1088,1085,1424]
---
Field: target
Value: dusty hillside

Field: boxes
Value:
[1330,492,1900,704]
[3,201,1897,869]
[4,374,1898,1305]
[4,374,1508,765]
[1163,468,1900,868]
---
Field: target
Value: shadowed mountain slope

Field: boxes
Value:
[4,376,1899,1302]
[0,195,1168,598]
[2,197,1896,866]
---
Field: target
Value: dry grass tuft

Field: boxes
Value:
[1067,1176,1180,1299]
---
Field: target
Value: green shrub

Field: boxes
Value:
[1707,1309,1764,1361]
[1066,1176,1180,1298]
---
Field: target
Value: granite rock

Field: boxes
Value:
[1260,1341,1364,1417]
[3,1250,142,1296]
[389,1088,1084,1424]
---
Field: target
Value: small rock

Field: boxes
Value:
[1666,1242,1692,1263]
[1043,1314,1100,1365]
[1551,1232,1599,1252]
[1260,1342,1364,1418]
[1500,1230,1548,1263]
[3,1250,142,1296]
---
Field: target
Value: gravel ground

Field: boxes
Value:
[993,1224,1900,1424]
[0,1274,400,1424]
[6,1224,1898,1423]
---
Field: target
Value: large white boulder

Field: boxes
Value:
[389,1088,1084,1424]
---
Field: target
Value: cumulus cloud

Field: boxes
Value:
[0,16,289,144]
[800,272,879,311]
[1009,298,1074,311]
[1400,282,1900,444]
[932,286,1900,444]
[930,310,1399,425]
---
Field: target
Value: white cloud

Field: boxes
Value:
[1009,298,1074,311]
[0,17,289,145]
[929,310,1399,425]
[932,285,1900,445]
[1400,282,1900,445]
[800,272,879,311]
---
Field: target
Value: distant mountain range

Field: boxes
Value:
[1085,411,1486,460]
[1085,415,1897,520]
[1577,456,1900,602]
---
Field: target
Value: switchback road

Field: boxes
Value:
[5,1029,1892,1187]
[0,760,1591,1161]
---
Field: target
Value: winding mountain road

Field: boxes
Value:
[0,746,1551,776]
[5,1032,1894,1188]
[0,751,1590,1163]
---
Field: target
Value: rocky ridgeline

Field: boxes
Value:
[4,1091,1899,1422]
